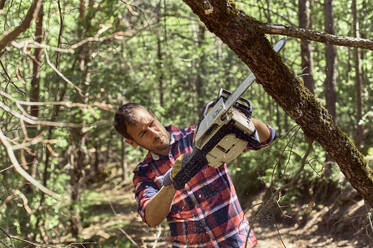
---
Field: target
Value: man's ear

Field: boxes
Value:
[125,139,138,147]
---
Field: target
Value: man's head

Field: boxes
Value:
[114,103,170,155]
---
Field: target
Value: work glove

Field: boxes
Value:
[161,153,192,188]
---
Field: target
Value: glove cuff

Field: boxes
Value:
[161,168,173,187]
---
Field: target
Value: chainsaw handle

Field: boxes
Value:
[201,101,215,118]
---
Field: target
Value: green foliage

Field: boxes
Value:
[0,0,372,246]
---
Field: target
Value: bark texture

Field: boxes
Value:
[182,0,372,206]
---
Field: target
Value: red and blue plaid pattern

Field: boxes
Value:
[133,125,275,247]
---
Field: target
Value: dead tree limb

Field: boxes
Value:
[0,0,42,50]
[0,128,59,199]
[182,0,373,206]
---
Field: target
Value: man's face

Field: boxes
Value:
[125,108,170,155]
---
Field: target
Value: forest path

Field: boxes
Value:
[80,180,370,248]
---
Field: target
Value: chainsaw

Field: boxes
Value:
[172,38,287,190]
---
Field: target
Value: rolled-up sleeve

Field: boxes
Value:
[133,163,159,225]
[246,125,276,150]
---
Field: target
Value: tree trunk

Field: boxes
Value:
[352,0,363,149]
[157,0,164,107]
[121,138,128,181]
[182,0,373,206]
[324,0,337,122]
[25,0,43,186]
[69,0,93,237]
[21,3,43,240]
[299,0,316,93]
[323,0,338,169]
[195,24,207,111]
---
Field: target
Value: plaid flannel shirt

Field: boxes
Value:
[133,125,275,247]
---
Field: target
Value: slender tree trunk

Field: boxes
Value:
[324,0,337,122]
[323,0,338,170]
[34,2,67,239]
[157,0,164,107]
[352,0,363,149]
[69,0,93,237]
[23,3,43,242]
[299,0,316,93]
[121,138,128,181]
[182,0,373,207]
[195,24,206,111]
[30,2,43,118]
[25,0,43,183]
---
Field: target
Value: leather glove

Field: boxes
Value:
[161,153,192,188]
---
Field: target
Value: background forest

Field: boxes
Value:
[0,0,372,247]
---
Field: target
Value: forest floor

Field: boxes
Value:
[79,177,373,248]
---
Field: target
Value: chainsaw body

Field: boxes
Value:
[171,39,286,190]
[194,89,259,168]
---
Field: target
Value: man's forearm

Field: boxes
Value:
[251,118,271,142]
[145,185,176,227]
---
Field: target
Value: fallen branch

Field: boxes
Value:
[0,128,59,199]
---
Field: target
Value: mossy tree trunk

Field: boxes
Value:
[182,0,373,206]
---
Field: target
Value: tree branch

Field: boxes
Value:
[0,90,114,112]
[0,189,32,214]
[256,23,373,51]
[0,101,80,128]
[0,0,42,50]
[182,0,373,206]
[0,128,59,199]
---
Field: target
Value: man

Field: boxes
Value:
[114,103,275,247]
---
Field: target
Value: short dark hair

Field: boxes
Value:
[114,103,146,140]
